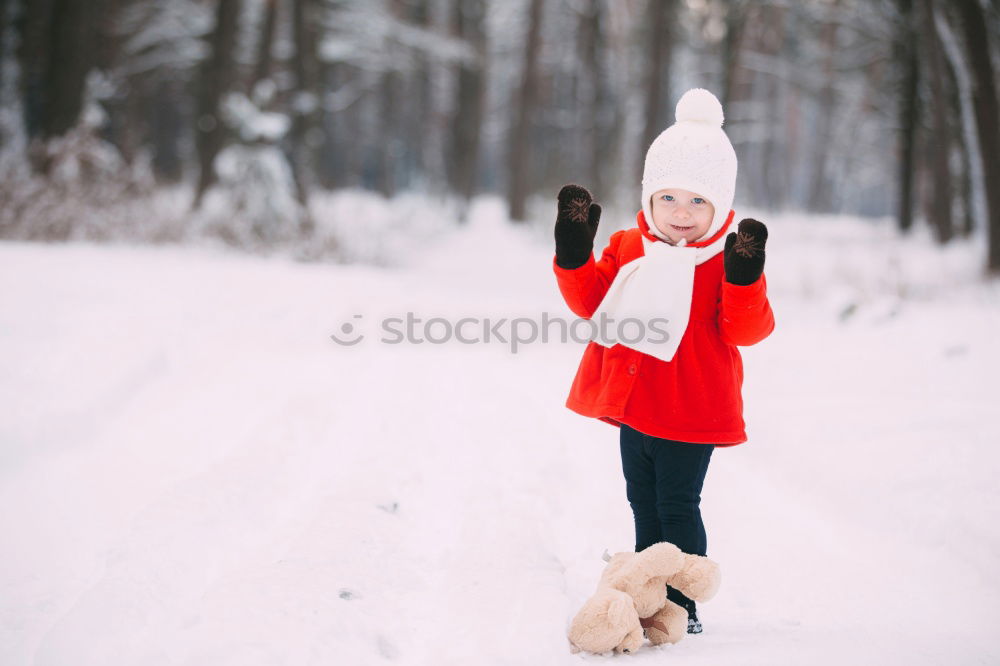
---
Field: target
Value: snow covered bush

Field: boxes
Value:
[307,188,462,266]
[196,91,307,249]
[0,73,179,243]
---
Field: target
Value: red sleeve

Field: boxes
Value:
[718,273,775,346]
[552,230,625,319]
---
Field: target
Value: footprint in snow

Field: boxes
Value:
[377,634,399,659]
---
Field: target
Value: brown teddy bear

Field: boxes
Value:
[567,542,721,655]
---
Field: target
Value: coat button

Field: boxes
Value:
[627,363,637,375]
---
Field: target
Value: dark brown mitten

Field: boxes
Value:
[723,218,768,285]
[555,184,601,269]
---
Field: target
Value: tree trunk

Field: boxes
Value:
[760,5,786,209]
[0,0,7,65]
[507,0,544,222]
[895,0,920,233]
[640,0,676,179]
[16,0,103,147]
[42,0,101,139]
[933,2,982,238]
[375,67,400,198]
[252,0,278,91]
[577,0,605,197]
[448,0,486,219]
[720,0,746,113]
[920,0,953,243]
[94,0,135,160]
[405,0,432,190]
[952,105,976,238]
[17,0,53,142]
[0,0,17,97]
[151,78,184,183]
[193,0,239,209]
[807,4,838,212]
[322,61,359,189]
[954,0,1000,273]
[374,0,404,198]
[289,0,318,232]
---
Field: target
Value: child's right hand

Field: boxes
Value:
[555,184,602,269]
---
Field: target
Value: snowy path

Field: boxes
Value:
[1,213,998,665]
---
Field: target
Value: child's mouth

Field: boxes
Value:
[670,224,694,232]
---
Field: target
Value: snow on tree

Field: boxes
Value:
[203,89,306,247]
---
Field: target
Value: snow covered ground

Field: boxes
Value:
[1,196,999,665]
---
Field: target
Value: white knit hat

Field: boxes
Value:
[641,88,737,242]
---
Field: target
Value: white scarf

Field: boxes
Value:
[590,212,733,363]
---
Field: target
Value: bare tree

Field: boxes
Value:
[577,0,607,197]
[404,0,432,190]
[640,0,677,179]
[374,69,399,197]
[43,0,104,138]
[17,0,106,148]
[758,3,787,209]
[193,0,239,209]
[919,0,954,242]
[807,2,839,212]
[448,0,486,220]
[720,0,748,113]
[507,0,544,222]
[953,0,1000,273]
[934,3,978,237]
[107,0,210,183]
[894,0,920,232]
[252,0,278,90]
[289,0,320,231]
[0,0,8,69]
[373,0,404,198]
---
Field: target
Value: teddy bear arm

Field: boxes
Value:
[667,555,721,602]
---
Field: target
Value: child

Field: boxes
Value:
[552,88,774,634]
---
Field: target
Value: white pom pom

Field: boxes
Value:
[675,88,724,127]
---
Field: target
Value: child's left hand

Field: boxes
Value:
[723,219,768,285]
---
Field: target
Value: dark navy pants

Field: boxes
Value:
[619,423,715,607]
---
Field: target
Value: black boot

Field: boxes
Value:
[666,585,703,634]
[686,610,703,635]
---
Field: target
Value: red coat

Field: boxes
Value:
[553,211,774,446]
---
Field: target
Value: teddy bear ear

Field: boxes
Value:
[601,552,634,582]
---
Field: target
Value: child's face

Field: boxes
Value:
[650,188,715,244]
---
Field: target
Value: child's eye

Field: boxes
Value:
[660,195,674,202]
[692,197,705,204]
